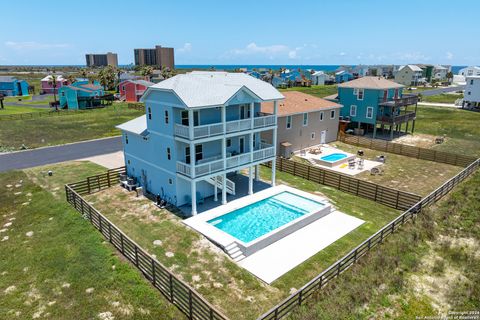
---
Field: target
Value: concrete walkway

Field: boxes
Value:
[418,102,459,108]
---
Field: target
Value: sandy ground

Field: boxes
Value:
[393,134,439,149]
[80,151,124,169]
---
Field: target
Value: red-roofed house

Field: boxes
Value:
[118,79,154,102]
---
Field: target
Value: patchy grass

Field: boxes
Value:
[326,141,462,196]
[414,105,480,157]
[421,93,463,104]
[0,103,143,151]
[0,167,183,320]
[280,85,338,98]
[35,161,400,319]
[290,168,480,319]
[0,105,46,115]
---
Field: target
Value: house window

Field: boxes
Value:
[303,113,308,126]
[125,134,128,144]
[61,92,65,97]
[168,178,173,185]
[366,107,373,119]
[470,79,474,85]
[164,110,169,124]
[226,139,232,147]
[350,105,357,117]
[148,107,152,120]
[357,88,364,100]
[122,85,125,91]
[311,132,316,140]
[195,144,203,161]
[286,115,292,129]
[167,147,171,160]
[320,111,324,121]
[394,89,399,99]
[353,88,358,95]
[181,110,189,125]
[468,91,471,95]
[330,110,336,119]
[127,160,131,165]
[185,146,190,164]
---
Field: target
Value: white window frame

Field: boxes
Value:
[330,110,336,119]
[353,88,358,95]
[366,106,373,119]
[357,88,364,100]
[350,105,357,117]
[319,111,324,121]
[286,115,292,129]
[303,113,308,126]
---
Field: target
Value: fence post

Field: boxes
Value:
[120,233,124,253]
[107,171,111,187]
[395,192,400,210]
[374,185,378,202]
[151,259,156,285]
[189,290,193,319]
[99,215,103,233]
[108,223,112,242]
[169,274,174,302]
[87,177,91,194]
[298,290,303,306]
[134,246,139,266]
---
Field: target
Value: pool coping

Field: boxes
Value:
[183,185,331,256]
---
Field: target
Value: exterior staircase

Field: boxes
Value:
[224,242,246,262]
[207,175,235,195]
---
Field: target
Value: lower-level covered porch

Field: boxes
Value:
[178,163,275,216]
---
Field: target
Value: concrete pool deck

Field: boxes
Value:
[298,145,381,176]
[239,211,364,283]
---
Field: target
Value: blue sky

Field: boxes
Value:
[1,0,479,66]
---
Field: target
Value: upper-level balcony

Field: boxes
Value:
[378,94,418,108]
[376,111,416,125]
[174,113,276,140]
[176,142,275,179]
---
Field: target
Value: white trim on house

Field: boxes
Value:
[286,115,292,129]
[350,105,357,117]
[366,106,373,119]
[302,113,308,126]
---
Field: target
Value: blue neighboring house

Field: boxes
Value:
[335,70,354,83]
[0,76,29,96]
[337,76,418,139]
[58,80,105,110]
[116,71,284,215]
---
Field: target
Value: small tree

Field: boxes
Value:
[140,65,154,81]
[98,65,118,90]
[49,74,58,110]
[446,71,454,84]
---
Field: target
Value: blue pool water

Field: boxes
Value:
[207,192,324,243]
[320,153,348,162]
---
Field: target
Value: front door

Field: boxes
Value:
[239,137,245,153]
[320,130,326,144]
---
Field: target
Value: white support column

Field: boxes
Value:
[213,176,218,202]
[271,100,278,187]
[255,164,260,181]
[188,109,196,180]
[248,166,253,195]
[221,105,227,205]
[191,180,197,215]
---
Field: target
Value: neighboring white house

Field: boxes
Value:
[394,65,425,86]
[463,76,480,108]
[432,65,449,80]
[311,71,327,85]
[458,66,480,77]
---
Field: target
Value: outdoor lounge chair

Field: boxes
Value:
[196,192,204,205]
[348,158,356,169]
[357,158,364,170]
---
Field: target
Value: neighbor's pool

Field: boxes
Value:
[207,191,325,243]
[320,153,348,162]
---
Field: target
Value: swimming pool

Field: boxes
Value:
[320,153,348,162]
[208,191,324,243]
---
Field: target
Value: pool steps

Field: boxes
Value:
[225,242,246,262]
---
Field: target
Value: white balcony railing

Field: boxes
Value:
[174,114,276,140]
[176,146,276,178]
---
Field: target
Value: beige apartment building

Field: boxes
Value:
[85,52,118,67]
[134,45,175,69]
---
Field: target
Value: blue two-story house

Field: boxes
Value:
[58,80,105,110]
[117,71,284,215]
[335,77,419,139]
[0,76,29,96]
[335,70,354,83]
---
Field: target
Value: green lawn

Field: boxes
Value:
[0,103,143,151]
[0,163,183,320]
[421,93,463,104]
[29,161,401,319]
[0,105,46,115]
[291,169,480,319]
[414,105,480,157]
[280,85,338,98]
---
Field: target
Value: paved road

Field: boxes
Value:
[0,136,122,172]
[413,85,465,96]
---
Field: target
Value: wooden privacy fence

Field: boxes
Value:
[339,134,477,168]
[268,157,421,210]
[65,170,227,320]
[258,158,480,320]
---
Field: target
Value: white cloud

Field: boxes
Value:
[230,42,302,60]
[339,52,347,56]
[395,52,430,62]
[178,42,192,53]
[446,51,453,60]
[5,41,69,50]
